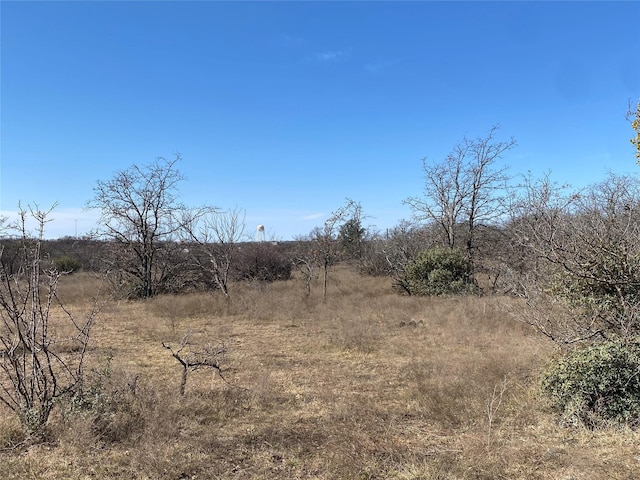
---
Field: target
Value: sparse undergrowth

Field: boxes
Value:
[0,269,637,479]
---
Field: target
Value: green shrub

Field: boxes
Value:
[53,256,82,273]
[541,339,640,428]
[403,247,476,296]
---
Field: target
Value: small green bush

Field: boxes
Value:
[53,256,82,273]
[403,247,476,296]
[541,339,640,428]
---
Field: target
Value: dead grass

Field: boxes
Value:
[0,266,637,479]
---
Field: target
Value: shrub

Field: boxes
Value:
[65,360,144,444]
[232,243,292,283]
[53,255,82,273]
[0,206,97,440]
[541,339,640,428]
[403,247,477,296]
[547,244,640,340]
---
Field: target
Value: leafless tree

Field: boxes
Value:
[88,154,192,298]
[404,126,515,265]
[180,207,245,299]
[0,205,101,438]
[374,221,436,293]
[291,238,317,297]
[498,172,579,295]
[308,199,362,300]
[507,172,640,345]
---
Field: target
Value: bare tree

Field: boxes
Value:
[374,221,436,293]
[88,155,189,298]
[497,172,579,295]
[308,199,362,300]
[291,243,316,296]
[0,205,101,438]
[507,172,640,345]
[404,126,515,265]
[180,207,245,299]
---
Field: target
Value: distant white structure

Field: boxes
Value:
[256,224,265,242]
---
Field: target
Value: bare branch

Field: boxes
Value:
[0,205,101,438]
[162,332,227,395]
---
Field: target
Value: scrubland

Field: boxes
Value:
[0,268,637,479]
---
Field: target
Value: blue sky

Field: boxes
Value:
[1,1,639,240]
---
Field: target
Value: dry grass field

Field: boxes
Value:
[0,268,638,479]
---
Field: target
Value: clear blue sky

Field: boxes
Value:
[1,1,639,240]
